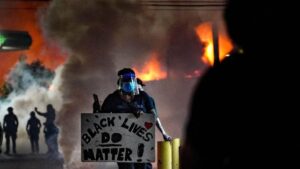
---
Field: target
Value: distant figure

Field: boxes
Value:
[35,104,55,126]
[93,94,101,113]
[3,107,18,154]
[182,1,299,169]
[35,104,59,154]
[0,122,3,154]
[26,111,41,153]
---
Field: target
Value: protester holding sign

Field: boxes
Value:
[81,113,155,162]
[100,68,155,169]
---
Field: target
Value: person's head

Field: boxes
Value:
[47,104,54,112]
[136,78,146,91]
[182,1,295,169]
[7,107,13,114]
[224,0,282,54]
[117,68,139,95]
[30,111,35,117]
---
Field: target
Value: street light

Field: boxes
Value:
[0,30,32,51]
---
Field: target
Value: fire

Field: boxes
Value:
[0,1,66,85]
[133,52,167,82]
[195,22,233,66]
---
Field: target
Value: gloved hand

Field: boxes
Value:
[163,133,172,141]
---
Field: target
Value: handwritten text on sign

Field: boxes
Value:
[81,113,155,162]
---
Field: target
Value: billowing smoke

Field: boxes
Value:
[41,0,226,168]
[0,56,63,154]
[0,0,66,85]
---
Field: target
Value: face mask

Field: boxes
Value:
[122,81,136,93]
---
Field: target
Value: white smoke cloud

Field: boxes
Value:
[0,58,63,154]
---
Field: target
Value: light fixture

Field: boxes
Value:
[0,30,32,51]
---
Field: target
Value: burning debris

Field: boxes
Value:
[195,22,233,66]
[133,52,167,82]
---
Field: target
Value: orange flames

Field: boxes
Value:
[0,1,66,85]
[134,23,233,81]
[133,52,167,82]
[195,22,233,66]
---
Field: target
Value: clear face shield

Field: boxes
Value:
[118,73,139,95]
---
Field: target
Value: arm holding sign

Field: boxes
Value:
[137,78,172,141]
[157,118,172,141]
[144,92,172,141]
[153,109,172,141]
[128,102,144,118]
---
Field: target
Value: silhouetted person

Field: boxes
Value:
[0,122,3,154]
[182,1,299,169]
[101,68,154,169]
[35,104,59,154]
[93,94,101,113]
[3,107,18,154]
[27,111,41,153]
[44,122,59,155]
[35,104,55,126]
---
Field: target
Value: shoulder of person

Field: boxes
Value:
[107,90,120,97]
[102,90,118,102]
[139,90,152,99]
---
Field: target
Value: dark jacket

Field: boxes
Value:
[101,90,155,115]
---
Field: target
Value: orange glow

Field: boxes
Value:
[195,22,233,66]
[0,1,66,85]
[195,23,214,65]
[133,52,167,82]
[185,69,201,79]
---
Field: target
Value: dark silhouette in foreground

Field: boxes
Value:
[182,1,299,169]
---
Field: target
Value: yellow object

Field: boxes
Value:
[158,138,181,169]
[157,141,172,169]
[171,138,180,169]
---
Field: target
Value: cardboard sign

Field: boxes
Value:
[81,113,155,163]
